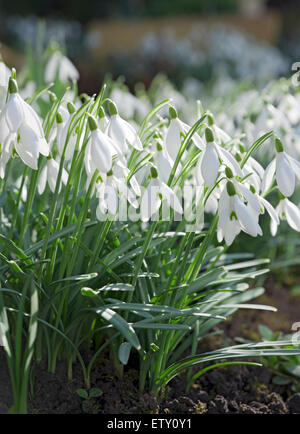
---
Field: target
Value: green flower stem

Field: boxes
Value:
[45,113,89,283]
[87,219,112,272]
[241,131,274,169]
[19,168,40,247]
[48,170,98,373]
[9,166,29,240]
[184,215,219,284]
[168,114,207,187]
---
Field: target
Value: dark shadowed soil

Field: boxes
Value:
[222,275,300,340]
[1,277,300,414]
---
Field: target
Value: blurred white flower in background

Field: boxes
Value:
[45,51,79,83]
[0,60,10,110]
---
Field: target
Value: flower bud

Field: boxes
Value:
[226,181,236,197]
[156,142,163,152]
[8,77,18,94]
[235,152,242,162]
[88,115,98,131]
[48,91,57,103]
[56,112,63,124]
[275,137,284,153]
[98,106,106,119]
[67,102,76,114]
[225,166,233,178]
[109,101,118,116]
[238,142,246,153]
[205,127,214,143]
[150,166,158,178]
[207,114,214,126]
[169,106,178,119]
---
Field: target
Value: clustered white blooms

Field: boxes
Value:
[0,56,300,248]
[0,75,49,175]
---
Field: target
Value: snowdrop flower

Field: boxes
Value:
[0,60,10,110]
[278,94,300,125]
[55,101,86,162]
[84,115,119,177]
[1,77,49,170]
[96,167,139,218]
[141,167,183,221]
[271,198,300,236]
[164,106,204,162]
[262,138,300,197]
[106,102,143,153]
[217,181,262,246]
[20,80,36,101]
[0,133,13,179]
[207,113,231,145]
[110,87,149,120]
[197,127,243,188]
[113,160,141,198]
[240,150,264,194]
[152,134,172,184]
[45,51,79,83]
[224,166,279,229]
[38,158,68,194]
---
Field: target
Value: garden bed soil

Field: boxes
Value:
[1,278,300,414]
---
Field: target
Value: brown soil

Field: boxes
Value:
[222,275,300,340]
[1,277,300,415]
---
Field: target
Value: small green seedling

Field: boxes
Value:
[76,388,103,413]
[258,325,300,392]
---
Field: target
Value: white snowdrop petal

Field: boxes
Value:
[22,99,45,138]
[180,120,205,150]
[235,182,261,214]
[270,218,278,236]
[195,152,204,185]
[18,123,40,158]
[200,143,220,188]
[45,52,60,83]
[164,119,182,161]
[214,125,231,144]
[259,196,280,225]
[61,168,69,185]
[261,159,276,194]
[217,146,243,177]
[59,56,79,82]
[286,154,300,182]
[37,165,48,195]
[0,111,10,143]
[107,116,128,153]
[91,129,113,174]
[224,218,240,246]
[129,175,141,197]
[141,182,161,221]
[248,157,265,179]
[14,141,38,170]
[160,182,183,214]
[5,94,24,132]
[106,184,119,215]
[234,195,259,237]
[284,199,300,232]
[276,153,295,197]
[48,160,59,193]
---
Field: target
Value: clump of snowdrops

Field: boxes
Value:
[0,51,300,414]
